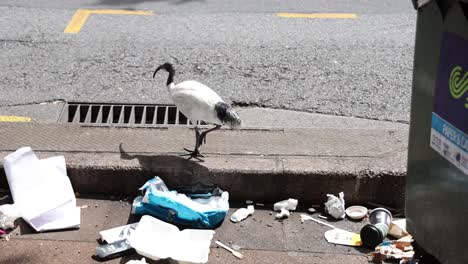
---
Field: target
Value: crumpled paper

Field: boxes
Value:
[324,192,345,219]
[0,204,21,230]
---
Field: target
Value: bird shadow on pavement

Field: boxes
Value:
[118,143,212,187]
[119,143,208,169]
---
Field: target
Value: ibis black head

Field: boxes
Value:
[153,62,175,86]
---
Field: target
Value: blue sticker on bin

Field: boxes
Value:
[431,32,468,175]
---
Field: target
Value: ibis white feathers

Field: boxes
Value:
[153,62,241,159]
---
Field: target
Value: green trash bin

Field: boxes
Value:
[407,0,468,263]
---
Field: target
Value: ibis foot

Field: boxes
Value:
[181,148,204,161]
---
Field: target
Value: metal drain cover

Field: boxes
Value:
[58,102,203,127]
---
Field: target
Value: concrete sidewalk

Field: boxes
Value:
[0,118,407,207]
[0,198,371,264]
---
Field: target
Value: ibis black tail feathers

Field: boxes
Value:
[214,101,242,129]
[153,62,175,86]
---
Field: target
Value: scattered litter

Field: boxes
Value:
[307,208,317,214]
[324,192,345,220]
[100,223,138,243]
[2,147,80,232]
[388,219,408,239]
[273,198,297,220]
[0,204,21,230]
[125,258,148,264]
[361,208,393,248]
[232,244,241,251]
[318,215,328,220]
[132,177,229,229]
[369,208,392,226]
[230,205,254,223]
[96,239,134,260]
[273,198,298,211]
[300,214,335,229]
[80,205,89,209]
[370,235,415,263]
[275,208,290,219]
[345,205,368,220]
[128,215,214,263]
[300,214,312,223]
[324,228,362,247]
[215,240,244,260]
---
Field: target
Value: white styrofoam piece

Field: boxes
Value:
[128,215,214,263]
[3,147,80,231]
[273,198,298,211]
[230,205,254,223]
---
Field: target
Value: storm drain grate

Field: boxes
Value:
[58,102,205,126]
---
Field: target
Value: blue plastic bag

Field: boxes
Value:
[132,177,229,229]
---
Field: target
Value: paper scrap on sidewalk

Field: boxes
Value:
[128,215,214,263]
[275,208,290,219]
[3,147,80,231]
[100,223,138,243]
[324,228,362,247]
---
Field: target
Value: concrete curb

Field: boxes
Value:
[0,122,408,208]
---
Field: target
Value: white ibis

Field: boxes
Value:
[153,62,242,159]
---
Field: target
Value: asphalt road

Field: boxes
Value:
[0,0,415,122]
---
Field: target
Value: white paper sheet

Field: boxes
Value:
[3,147,80,231]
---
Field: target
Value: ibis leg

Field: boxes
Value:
[198,125,221,147]
[181,126,204,160]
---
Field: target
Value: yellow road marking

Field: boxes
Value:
[0,116,32,122]
[64,9,91,34]
[64,9,153,34]
[277,13,357,19]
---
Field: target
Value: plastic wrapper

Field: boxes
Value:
[132,177,229,229]
[324,192,345,220]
